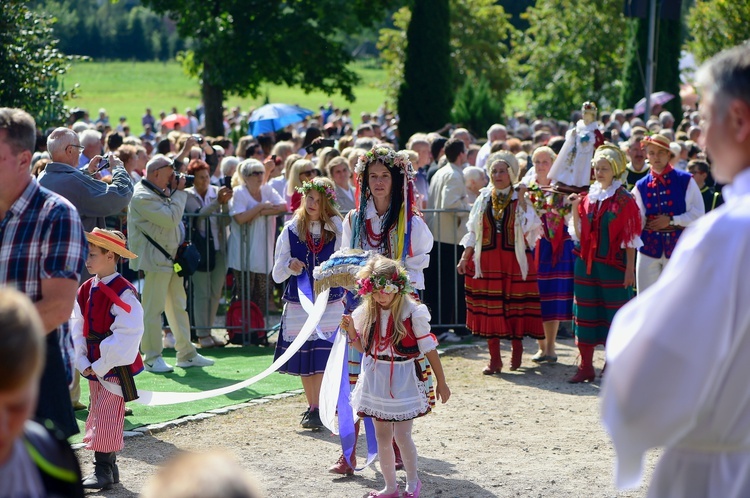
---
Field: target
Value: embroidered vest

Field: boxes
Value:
[365,315,421,359]
[635,168,692,258]
[77,276,144,378]
[480,198,532,253]
[283,227,344,303]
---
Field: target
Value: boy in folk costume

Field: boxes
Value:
[71,228,144,490]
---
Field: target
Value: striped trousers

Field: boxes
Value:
[84,378,125,452]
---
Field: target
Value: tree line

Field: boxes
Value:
[29,0,186,61]
[5,0,750,137]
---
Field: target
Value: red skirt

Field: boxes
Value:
[465,247,544,340]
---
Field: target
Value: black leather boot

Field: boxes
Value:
[82,451,115,490]
[112,453,119,484]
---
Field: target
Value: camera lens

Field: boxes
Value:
[183,174,195,188]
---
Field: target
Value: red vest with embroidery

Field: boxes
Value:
[365,315,427,359]
[77,276,144,378]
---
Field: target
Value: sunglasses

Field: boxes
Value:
[300,170,314,177]
[246,171,264,177]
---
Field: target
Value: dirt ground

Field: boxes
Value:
[77,337,659,498]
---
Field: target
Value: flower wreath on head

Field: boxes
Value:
[296,180,338,207]
[354,146,416,179]
[356,268,412,297]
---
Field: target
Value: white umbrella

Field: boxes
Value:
[634,92,675,116]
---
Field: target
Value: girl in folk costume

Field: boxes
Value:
[71,229,144,490]
[567,145,642,383]
[341,255,450,498]
[524,146,576,363]
[330,145,433,475]
[272,177,344,430]
[457,151,544,374]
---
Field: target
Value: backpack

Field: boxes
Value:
[225,300,267,345]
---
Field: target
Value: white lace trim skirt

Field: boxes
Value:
[350,354,430,421]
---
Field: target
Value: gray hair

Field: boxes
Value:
[79,129,102,147]
[47,128,78,157]
[531,145,556,162]
[487,124,507,139]
[659,111,674,126]
[696,42,750,121]
[71,121,90,134]
[0,107,36,154]
[221,156,240,177]
[463,165,486,184]
[237,158,264,177]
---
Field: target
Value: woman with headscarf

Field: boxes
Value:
[457,151,544,374]
[567,145,642,383]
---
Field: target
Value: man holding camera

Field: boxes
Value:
[128,154,214,373]
[39,127,133,235]
[39,127,135,410]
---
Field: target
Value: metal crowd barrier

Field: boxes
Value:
[113,206,471,344]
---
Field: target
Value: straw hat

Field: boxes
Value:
[86,228,137,259]
[641,133,673,156]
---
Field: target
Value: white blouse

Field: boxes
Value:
[341,199,433,290]
[227,184,285,273]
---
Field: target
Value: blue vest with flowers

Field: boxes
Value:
[283,226,344,303]
[635,168,692,258]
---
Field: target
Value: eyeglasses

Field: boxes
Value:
[67,144,85,152]
[300,170,314,178]
[245,171,264,177]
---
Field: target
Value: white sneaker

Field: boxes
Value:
[436,330,462,343]
[176,353,215,368]
[143,356,174,373]
[162,331,176,349]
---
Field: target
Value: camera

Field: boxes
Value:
[192,134,203,144]
[305,138,335,155]
[97,155,110,172]
[176,173,195,189]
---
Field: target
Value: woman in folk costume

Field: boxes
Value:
[329,145,433,475]
[457,151,544,374]
[567,144,642,383]
[272,177,344,430]
[524,146,576,363]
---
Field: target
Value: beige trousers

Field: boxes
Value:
[141,270,197,363]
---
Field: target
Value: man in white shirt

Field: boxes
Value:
[602,43,750,498]
[424,138,470,339]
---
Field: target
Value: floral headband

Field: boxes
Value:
[296,180,338,206]
[354,146,415,179]
[356,269,412,296]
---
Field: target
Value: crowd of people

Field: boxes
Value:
[2,41,750,497]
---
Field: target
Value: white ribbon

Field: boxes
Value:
[319,330,351,433]
[99,288,331,406]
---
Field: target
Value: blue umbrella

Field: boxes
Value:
[248,103,314,136]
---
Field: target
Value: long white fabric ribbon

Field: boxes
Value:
[99,288,331,406]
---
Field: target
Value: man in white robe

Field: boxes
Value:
[601,43,750,498]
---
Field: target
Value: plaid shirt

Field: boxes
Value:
[0,179,87,379]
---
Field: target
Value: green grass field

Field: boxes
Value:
[64,60,389,131]
[64,60,527,134]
